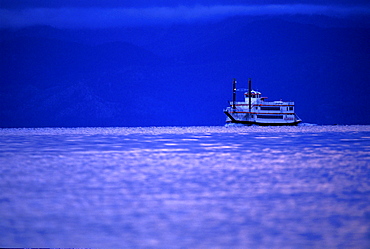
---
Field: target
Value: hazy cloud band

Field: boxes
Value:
[1,4,370,29]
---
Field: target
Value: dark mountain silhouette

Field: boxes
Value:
[1,16,369,127]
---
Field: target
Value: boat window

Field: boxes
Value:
[257,115,284,119]
[261,106,280,111]
[289,107,294,111]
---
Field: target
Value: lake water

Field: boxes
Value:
[0,126,370,248]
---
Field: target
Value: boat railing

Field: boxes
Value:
[258,101,295,106]
[224,107,239,112]
[228,100,295,106]
[224,107,296,114]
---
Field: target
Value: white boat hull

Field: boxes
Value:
[224,110,301,126]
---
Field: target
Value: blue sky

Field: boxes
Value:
[1,0,369,29]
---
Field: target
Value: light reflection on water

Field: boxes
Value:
[0,126,369,248]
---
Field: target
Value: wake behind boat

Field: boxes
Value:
[224,79,302,126]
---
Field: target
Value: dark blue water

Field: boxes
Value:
[1,126,369,248]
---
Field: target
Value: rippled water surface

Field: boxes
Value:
[1,126,370,248]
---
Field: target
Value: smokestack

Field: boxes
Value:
[232,78,237,109]
[248,78,252,113]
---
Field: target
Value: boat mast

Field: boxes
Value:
[248,78,252,113]
[232,78,237,109]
